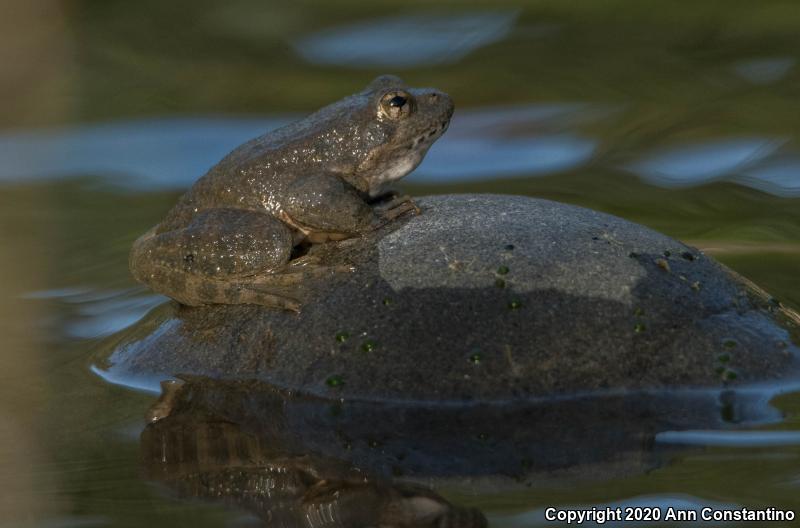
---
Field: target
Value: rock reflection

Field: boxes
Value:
[137,376,691,527]
[141,376,687,528]
[141,379,488,527]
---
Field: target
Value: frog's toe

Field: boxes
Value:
[381,203,414,223]
[288,253,323,268]
[145,379,186,423]
[254,265,355,285]
[375,196,420,222]
[237,286,302,312]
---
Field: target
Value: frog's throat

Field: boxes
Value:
[367,154,422,197]
[351,145,424,196]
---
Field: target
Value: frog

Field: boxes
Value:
[130,75,454,311]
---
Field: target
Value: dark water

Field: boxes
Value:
[2,1,800,526]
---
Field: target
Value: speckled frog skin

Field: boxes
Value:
[130,75,454,311]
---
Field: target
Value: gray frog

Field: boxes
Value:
[130,75,454,311]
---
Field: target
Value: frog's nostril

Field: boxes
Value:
[428,92,439,101]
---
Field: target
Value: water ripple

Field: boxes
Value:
[657,430,800,447]
[23,287,166,339]
[627,138,786,187]
[292,12,519,68]
[733,57,795,85]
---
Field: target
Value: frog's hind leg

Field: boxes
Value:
[185,277,303,312]
[130,208,302,310]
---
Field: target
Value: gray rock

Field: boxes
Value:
[95,194,800,410]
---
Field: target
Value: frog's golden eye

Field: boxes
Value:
[379,90,414,120]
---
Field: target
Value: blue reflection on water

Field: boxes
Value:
[0,117,292,189]
[438,103,612,134]
[23,287,166,339]
[732,57,795,85]
[737,156,800,197]
[657,430,800,447]
[412,135,595,181]
[293,12,519,68]
[627,138,786,187]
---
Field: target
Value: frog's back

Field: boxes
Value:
[210,93,369,175]
[157,94,371,230]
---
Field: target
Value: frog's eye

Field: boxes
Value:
[388,95,407,107]
[379,90,414,120]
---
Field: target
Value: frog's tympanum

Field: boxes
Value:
[130,75,454,311]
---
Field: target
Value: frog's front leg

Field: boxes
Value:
[372,194,420,220]
[281,174,416,239]
[130,208,303,310]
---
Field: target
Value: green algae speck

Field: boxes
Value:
[497,265,510,275]
[723,369,738,381]
[362,339,377,352]
[335,331,350,343]
[326,375,344,388]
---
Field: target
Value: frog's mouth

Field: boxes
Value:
[409,118,451,151]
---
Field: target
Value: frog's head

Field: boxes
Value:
[350,75,454,197]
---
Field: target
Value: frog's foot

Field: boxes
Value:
[372,195,420,228]
[289,251,357,269]
[171,273,303,312]
[288,252,324,268]
[250,264,356,286]
[233,284,303,312]
[146,379,186,423]
[236,264,355,313]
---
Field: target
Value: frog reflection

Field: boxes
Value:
[142,380,487,528]
[130,75,454,311]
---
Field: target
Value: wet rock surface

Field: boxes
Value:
[95,194,800,405]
